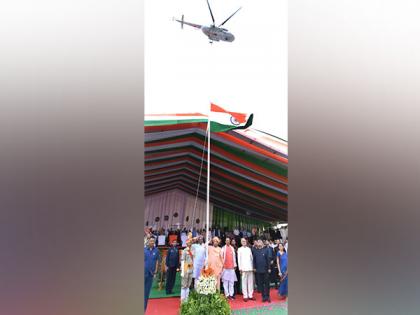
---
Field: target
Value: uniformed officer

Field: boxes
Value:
[180,238,194,302]
[165,239,180,294]
[253,239,271,303]
[144,237,160,311]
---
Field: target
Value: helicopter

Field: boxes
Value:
[174,0,241,44]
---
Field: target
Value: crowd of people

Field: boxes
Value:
[144,226,287,248]
[144,226,288,312]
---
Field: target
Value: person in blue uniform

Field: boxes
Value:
[165,239,180,294]
[253,239,271,303]
[276,243,288,299]
[144,237,160,311]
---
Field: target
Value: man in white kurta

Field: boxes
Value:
[237,238,255,302]
[181,231,188,247]
[191,236,206,288]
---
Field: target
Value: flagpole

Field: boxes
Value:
[206,114,211,263]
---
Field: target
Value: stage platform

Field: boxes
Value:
[149,272,181,298]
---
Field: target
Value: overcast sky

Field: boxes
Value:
[145,0,288,140]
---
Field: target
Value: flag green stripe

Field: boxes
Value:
[210,121,241,132]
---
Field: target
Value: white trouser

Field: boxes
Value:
[223,280,234,297]
[180,288,190,302]
[241,271,254,299]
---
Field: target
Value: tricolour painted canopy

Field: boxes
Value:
[145,114,288,223]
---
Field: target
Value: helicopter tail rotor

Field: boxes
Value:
[181,14,184,29]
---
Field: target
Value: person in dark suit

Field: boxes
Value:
[176,229,181,245]
[220,227,226,242]
[251,240,260,293]
[165,239,180,294]
[253,239,271,303]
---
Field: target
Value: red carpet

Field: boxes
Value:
[145,288,287,315]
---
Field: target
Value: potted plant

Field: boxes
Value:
[180,267,231,315]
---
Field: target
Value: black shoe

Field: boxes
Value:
[230,295,236,300]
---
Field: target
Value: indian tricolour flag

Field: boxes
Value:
[144,103,253,132]
[209,103,253,132]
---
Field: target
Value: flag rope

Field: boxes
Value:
[190,128,208,230]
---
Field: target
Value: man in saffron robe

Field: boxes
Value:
[207,237,224,291]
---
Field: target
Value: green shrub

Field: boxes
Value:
[180,290,231,315]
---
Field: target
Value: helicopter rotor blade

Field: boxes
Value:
[206,0,215,24]
[219,7,241,27]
